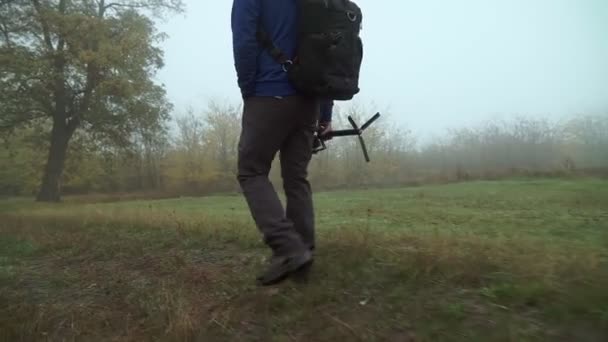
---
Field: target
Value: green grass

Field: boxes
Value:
[1,179,607,341]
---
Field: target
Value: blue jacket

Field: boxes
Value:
[231,0,333,122]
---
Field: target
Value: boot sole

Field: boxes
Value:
[257,252,313,286]
[291,259,314,284]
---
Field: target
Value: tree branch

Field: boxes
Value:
[0,22,10,47]
[101,0,183,17]
[96,0,105,17]
[104,2,151,10]
[56,0,66,51]
[66,114,80,134]
[31,0,54,51]
[0,110,47,130]
[0,0,14,47]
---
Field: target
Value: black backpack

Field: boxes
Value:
[257,0,363,101]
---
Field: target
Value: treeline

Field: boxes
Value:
[1,102,607,197]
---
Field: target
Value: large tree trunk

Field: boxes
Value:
[36,117,73,202]
[36,40,77,202]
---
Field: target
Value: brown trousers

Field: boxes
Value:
[237,96,320,256]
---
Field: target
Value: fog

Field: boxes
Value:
[156,0,608,139]
[3,2,608,337]
[2,0,607,196]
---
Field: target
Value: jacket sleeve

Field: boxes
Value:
[320,100,334,123]
[231,0,260,98]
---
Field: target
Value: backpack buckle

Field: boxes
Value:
[347,11,358,22]
[282,60,293,72]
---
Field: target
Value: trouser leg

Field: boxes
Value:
[237,96,314,256]
[280,99,319,251]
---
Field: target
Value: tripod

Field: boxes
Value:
[312,112,381,162]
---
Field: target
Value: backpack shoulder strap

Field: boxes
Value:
[256,29,293,70]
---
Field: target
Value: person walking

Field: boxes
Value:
[231,0,334,286]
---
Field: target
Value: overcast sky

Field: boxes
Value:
[155,0,608,138]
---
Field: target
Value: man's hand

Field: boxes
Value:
[319,121,333,139]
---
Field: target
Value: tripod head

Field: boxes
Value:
[312,112,381,162]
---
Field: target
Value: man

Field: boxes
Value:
[231,0,333,286]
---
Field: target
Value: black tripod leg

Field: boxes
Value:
[358,135,370,162]
[347,116,361,132]
[361,112,381,131]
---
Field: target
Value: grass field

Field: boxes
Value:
[1,179,607,341]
